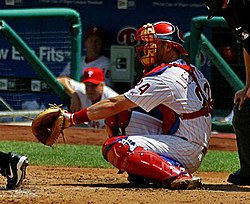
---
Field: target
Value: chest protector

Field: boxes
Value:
[105,62,213,136]
[144,62,213,135]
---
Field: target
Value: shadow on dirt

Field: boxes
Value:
[52,182,164,189]
[202,184,250,192]
[52,182,250,192]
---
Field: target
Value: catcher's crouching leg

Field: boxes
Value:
[102,137,201,189]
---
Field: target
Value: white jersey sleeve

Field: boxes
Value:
[124,76,174,112]
[69,79,89,108]
[102,86,119,99]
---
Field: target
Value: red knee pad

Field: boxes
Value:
[102,136,129,170]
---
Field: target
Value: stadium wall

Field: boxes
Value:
[1,0,241,121]
[0,0,207,111]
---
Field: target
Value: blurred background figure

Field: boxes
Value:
[59,26,112,87]
[58,67,118,128]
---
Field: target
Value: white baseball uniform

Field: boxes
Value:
[60,55,112,87]
[123,58,212,173]
[70,79,118,128]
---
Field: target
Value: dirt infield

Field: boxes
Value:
[1,124,250,204]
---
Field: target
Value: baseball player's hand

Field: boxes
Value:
[62,111,74,128]
[234,87,250,110]
[70,92,81,112]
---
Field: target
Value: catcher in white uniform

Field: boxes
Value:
[62,21,213,190]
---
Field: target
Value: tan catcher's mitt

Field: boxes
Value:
[31,104,66,147]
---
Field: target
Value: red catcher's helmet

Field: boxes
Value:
[135,21,188,67]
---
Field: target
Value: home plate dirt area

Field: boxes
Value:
[0,124,250,204]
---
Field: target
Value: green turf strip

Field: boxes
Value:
[0,141,239,172]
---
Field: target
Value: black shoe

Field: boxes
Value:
[6,152,29,189]
[127,173,149,187]
[227,169,250,185]
[127,173,162,187]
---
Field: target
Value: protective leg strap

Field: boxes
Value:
[102,137,190,183]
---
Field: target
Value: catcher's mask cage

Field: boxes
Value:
[204,0,224,19]
[135,21,188,67]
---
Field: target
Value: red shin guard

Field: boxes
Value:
[102,137,190,182]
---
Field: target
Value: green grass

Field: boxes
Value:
[198,150,239,172]
[0,141,112,168]
[0,141,240,172]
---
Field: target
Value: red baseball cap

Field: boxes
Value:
[85,26,104,40]
[82,67,105,84]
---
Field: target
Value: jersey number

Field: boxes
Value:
[195,82,210,103]
[137,79,150,95]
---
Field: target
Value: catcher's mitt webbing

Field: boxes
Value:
[31,104,65,147]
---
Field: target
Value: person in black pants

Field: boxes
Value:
[204,0,250,185]
[0,151,28,189]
